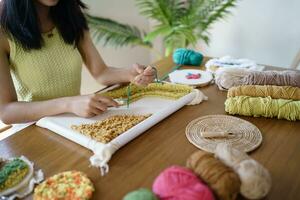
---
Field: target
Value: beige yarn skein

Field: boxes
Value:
[215,143,272,199]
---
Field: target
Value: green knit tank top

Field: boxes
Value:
[8,28,82,102]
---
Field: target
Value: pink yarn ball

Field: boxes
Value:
[152,166,215,200]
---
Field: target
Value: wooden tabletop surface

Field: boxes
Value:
[1,57,300,200]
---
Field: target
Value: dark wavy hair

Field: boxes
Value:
[0,0,88,50]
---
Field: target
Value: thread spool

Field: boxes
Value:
[215,143,272,199]
[186,151,241,200]
[173,48,203,66]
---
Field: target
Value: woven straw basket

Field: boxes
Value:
[186,115,262,153]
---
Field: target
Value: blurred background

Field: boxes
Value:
[1,0,299,128]
[81,0,300,93]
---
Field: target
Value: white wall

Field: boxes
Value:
[81,0,150,94]
[198,0,300,68]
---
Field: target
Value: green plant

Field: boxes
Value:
[87,0,238,57]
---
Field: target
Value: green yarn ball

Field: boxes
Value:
[173,48,203,66]
[123,188,158,200]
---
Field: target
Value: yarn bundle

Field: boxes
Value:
[186,151,241,200]
[173,48,203,66]
[123,166,215,200]
[152,166,215,200]
[205,56,264,73]
[225,96,300,121]
[215,143,272,199]
[227,85,300,100]
[215,69,300,91]
[123,144,271,200]
[187,144,271,200]
[216,68,300,120]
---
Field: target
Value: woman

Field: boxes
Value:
[0,0,155,124]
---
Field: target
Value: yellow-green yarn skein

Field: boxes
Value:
[228,85,300,100]
[225,96,300,121]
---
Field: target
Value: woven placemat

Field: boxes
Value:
[186,115,262,153]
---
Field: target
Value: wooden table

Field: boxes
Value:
[1,57,300,200]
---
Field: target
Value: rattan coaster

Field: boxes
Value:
[186,115,262,153]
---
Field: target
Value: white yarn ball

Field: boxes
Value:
[215,68,250,90]
[215,143,272,199]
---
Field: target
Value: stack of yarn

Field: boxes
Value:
[215,68,300,121]
[205,56,265,73]
[123,144,271,200]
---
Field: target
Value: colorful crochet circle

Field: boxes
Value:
[34,171,94,200]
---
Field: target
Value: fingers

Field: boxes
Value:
[143,66,155,76]
[133,63,145,74]
[134,74,154,86]
[80,94,119,118]
[90,107,103,116]
[135,65,155,76]
[93,95,119,107]
[91,100,108,112]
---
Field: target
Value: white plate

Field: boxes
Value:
[169,69,213,87]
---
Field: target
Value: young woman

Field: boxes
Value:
[0,0,155,124]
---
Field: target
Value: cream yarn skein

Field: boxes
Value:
[215,143,272,199]
[215,68,250,90]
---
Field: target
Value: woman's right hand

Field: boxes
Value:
[68,94,119,118]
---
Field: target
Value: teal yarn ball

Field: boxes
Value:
[173,48,203,66]
[123,188,158,200]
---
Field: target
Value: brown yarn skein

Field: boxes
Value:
[186,151,241,200]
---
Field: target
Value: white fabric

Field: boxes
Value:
[0,121,6,129]
[187,89,208,105]
[168,69,213,87]
[205,56,265,73]
[36,92,202,175]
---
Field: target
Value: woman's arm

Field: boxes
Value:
[0,32,118,124]
[78,31,155,86]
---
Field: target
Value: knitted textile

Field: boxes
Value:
[8,27,82,101]
[102,83,193,103]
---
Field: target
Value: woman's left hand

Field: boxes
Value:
[129,63,156,86]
